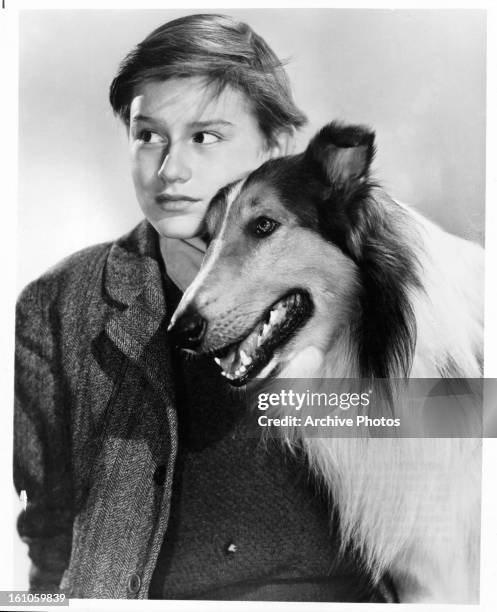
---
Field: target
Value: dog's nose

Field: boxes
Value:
[168,309,207,350]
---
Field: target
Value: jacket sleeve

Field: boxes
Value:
[14,280,74,593]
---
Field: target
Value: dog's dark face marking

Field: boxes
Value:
[170,121,421,385]
[204,123,380,267]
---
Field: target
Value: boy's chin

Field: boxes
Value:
[151,215,204,240]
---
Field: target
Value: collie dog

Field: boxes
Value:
[169,122,484,603]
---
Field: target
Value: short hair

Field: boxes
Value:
[109,13,307,143]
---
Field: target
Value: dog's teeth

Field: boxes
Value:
[262,323,270,337]
[270,308,285,325]
[221,370,227,377]
[239,365,247,374]
[240,350,252,366]
[257,335,263,347]
[214,357,221,366]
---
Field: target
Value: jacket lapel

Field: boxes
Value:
[103,221,179,400]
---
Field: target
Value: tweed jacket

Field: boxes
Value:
[15,220,179,598]
[14,220,394,602]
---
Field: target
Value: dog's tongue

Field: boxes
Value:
[215,321,263,378]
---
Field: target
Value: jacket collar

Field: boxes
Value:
[102,220,174,394]
[104,219,165,313]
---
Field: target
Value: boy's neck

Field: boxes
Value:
[159,235,207,292]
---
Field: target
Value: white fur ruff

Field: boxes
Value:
[275,206,483,603]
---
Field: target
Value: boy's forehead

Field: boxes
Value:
[130,76,255,126]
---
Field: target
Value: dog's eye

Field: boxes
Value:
[253,216,279,237]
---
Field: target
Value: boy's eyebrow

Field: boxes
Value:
[131,115,234,130]
[131,114,156,124]
[131,114,234,131]
[188,119,234,130]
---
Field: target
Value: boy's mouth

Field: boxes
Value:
[156,193,201,203]
[155,194,202,212]
[210,290,313,386]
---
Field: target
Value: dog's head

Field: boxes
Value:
[169,121,417,385]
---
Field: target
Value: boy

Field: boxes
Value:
[15,14,392,602]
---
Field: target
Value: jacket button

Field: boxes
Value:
[127,573,141,595]
[153,465,166,486]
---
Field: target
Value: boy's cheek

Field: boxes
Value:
[131,164,155,193]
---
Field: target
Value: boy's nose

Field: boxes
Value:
[158,145,192,183]
[168,308,207,350]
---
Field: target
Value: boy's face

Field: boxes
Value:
[129,77,271,239]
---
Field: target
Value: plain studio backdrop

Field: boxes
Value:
[14,8,486,592]
[17,9,485,294]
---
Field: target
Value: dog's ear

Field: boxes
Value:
[304,122,375,189]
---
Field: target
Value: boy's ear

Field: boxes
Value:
[304,122,375,188]
[266,129,295,159]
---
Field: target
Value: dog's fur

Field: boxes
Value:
[169,122,484,603]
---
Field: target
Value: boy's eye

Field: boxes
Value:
[253,216,280,237]
[138,130,163,144]
[192,132,220,145]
